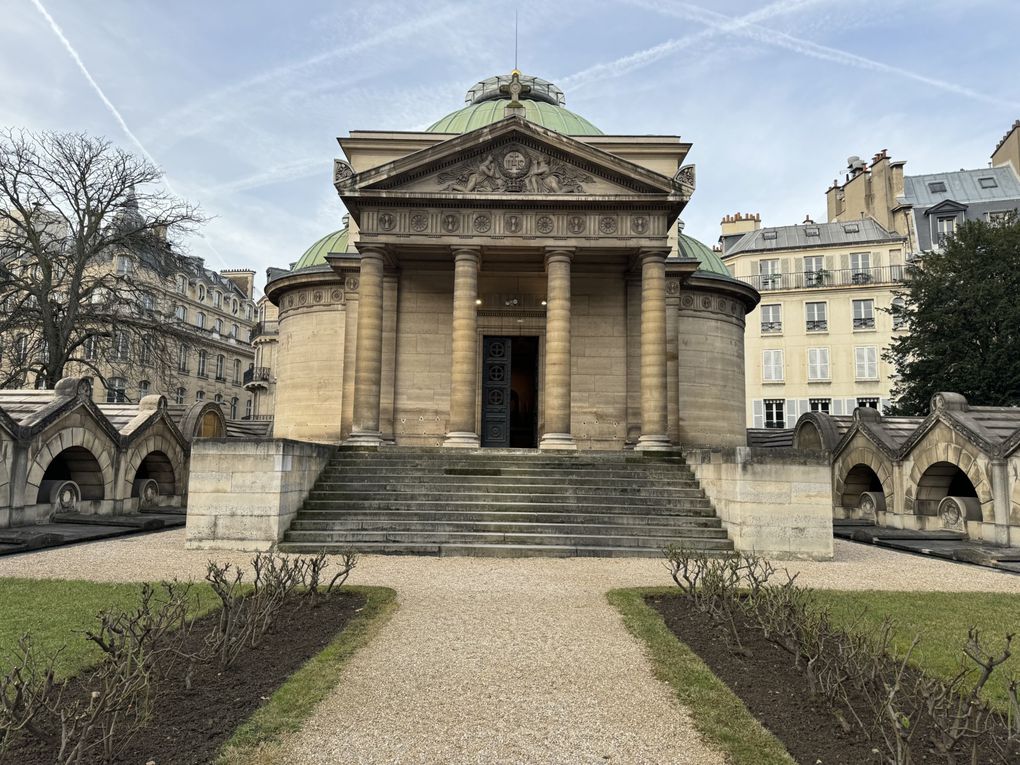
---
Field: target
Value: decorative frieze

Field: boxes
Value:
[677,289,745,320]
[278,281,352,318]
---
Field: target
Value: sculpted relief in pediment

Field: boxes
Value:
[436,145,594,194]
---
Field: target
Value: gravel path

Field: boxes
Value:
[1,532,1018,764]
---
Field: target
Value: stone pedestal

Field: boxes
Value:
[345,245,386,447]
[636,248,672,451]
[540,248,576,450]
[444,247,481,448]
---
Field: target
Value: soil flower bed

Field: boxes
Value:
[4,590,364,765]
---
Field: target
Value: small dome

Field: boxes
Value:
[293,227,349,271]
[677,232,738,282]
[428,73,603,136]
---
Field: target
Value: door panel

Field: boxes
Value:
[481,336,511,447]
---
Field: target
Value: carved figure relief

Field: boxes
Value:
[345,276,359,291]
[333,159,355,187]
[632,216,648,234]
[438,144,593,194]
[568,215,585,234]
[378,212,396,231]
[505,214,522,234]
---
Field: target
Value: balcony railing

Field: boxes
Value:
[760,321,783,334]
[853,317,876,330]
[250,321,279,341]
[806,319,828,332]
[742,265,905,292]
[243,366,272,386]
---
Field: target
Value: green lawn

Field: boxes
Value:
[0,577,216,678]
[813,590,1020,709]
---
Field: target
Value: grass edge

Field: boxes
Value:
[607,586,795,765]
[215,585,398,764]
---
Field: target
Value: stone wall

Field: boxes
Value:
[185,438,334,551]
[684,446,833,560]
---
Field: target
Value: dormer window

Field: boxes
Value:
[762,230,778,240]
[805,227,819,237]
[842,223,860,234]
[979,176,998,189]
[928,181,947,193]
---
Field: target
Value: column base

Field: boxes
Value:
[539,433,577,450]
[635,434,673,451]
[343,430,384,447]
[443,431,480,448]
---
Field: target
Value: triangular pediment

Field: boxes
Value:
[924,199,967,216]
[336,116,683,205]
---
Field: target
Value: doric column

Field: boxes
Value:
[444,246,481,447]
[636,248,672,450]
[540,247,576,450]
[344,244,386,446]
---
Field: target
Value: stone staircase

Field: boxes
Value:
[276,448,732,558]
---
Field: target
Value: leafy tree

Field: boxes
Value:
[886,216,1020,414]
[0,129,204,393]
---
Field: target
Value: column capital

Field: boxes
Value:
[637,247,670,264]
[544,246,575,266]
[451,245,482,263]
[355,242,387,261]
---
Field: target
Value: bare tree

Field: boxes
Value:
[0,129,205,395]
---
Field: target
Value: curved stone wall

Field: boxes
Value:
[674,284,749,447]
[271,273,350,442]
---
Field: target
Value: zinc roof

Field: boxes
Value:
[901,165,1020,208]
[724,218,903,256]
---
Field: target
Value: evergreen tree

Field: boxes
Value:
[886,216,1020,414]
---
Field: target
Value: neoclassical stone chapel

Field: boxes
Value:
[265,72,759,451]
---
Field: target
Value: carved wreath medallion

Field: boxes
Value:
[345,276,359,291]
[410,212,428,232]
[473,214,492,233]
[536,216,554,234]
[599,216,617,234]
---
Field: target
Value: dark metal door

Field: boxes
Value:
[481,336,511,447]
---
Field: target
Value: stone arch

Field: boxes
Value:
[907,445,993,522]
[122,432,186,497]
[178,401,226,441]
[832,439,894,514]
[35,446,105,503]
[25,427,116,504]
[0,435,12,508]
[914,461,981,517]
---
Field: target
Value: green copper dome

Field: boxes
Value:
[428,73,603,136]
[293,227,348,271]
[677,231,737,281]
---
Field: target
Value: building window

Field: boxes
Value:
[233,359,241,385]
[215,354,225,380]
[988,210,1013,224]
[196,312,206,329]
[230,323,238,339]
[111,331,130,361]
[857,397,880,410]
[760,304,782,334]
[107,377,127,403]
[849,252,872,283]
[214,393,223,404]
[758,259,781,290]
[175,387,186,405]
[764,399,785,429]
[810,398,831,414]
[855,346,879,380]
[138,380,150,398]
[245,304,253,321]
[807,348,830,381]
[140,292,155,311]
[84,336,99,361]
[978,176,998,189]
[13,334,28,365]
[803,255,824,286]
[892,297,907,329]
[842,222,860,234]
[196,390,205,401]
[230,397,238,418]
[232,299,239,315]
[176,275,187,294]
[174,305,186,322]
[213,291,221,308]
[805,302,827,332]
[197,350,207,377]
[928,181,947,194]
[139,337,152,366]
[198,284,206,301]
[115,255,131,275]
[214,318,223,335]
[936,216,957,243]
[177,344,189,373]
[762,349,784,382]
[852,299,875,329]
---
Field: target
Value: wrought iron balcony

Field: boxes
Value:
[760,321,783,334]
[250,321,279,341]
[742,265,905,292]
[242,366,272,389]
[853,317,876,330]
[806,319,828,332]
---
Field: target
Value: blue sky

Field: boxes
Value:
[3,0,1019,292]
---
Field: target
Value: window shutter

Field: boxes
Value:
[840,253,849,271]
[753,400,763,429]
[833,399,844,415]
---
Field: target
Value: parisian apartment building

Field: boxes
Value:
[723,120,1020,428]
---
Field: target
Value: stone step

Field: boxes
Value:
[299,498,716,515]
[275,541,727,559]
[280,528,732,549]
[309,478,702,493]
[329,450,686,463]
[292,509,720,525]
[287,519,728,537]
[305,488,709,504]
[53,512,166,530]
[317,468,697,482]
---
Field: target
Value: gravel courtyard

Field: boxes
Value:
[1,532,1017,764]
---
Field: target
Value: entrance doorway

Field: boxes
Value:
[481,336,539,448]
